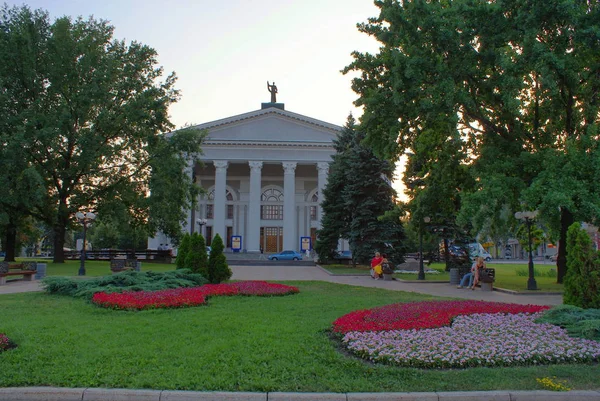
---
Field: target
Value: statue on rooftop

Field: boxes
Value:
[267,81,278,103]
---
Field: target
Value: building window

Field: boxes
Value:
[227,204,234,219]
[261,188,284,202]
[310,206,317,221]
[261,205,283,220]
[206,204,213,219]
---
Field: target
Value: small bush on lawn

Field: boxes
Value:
[186,232,209,276]
[175,233,191,269]
[207,233,231,283]
[42,269,208,299]
[0,333,16,352]
[564,223,600,308]
[91,281,299,310]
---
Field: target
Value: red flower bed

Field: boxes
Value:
[91,281,299,310]
[332,300,550,333]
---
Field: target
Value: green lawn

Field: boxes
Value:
[321,262,563,293]
[0,281,596,392]
[18,258,174,277]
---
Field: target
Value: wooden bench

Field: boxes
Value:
[0,262,37,285]
[479,268,495,291]
[110,259,140,274]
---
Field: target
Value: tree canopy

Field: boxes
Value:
[345,0,600,282]
[0,5,204,262]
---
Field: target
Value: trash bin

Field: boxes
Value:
[35,263,47,280]
[449,268,460,285]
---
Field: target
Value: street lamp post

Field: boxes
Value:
[76,211,96,276]
[418,216,431,280]
[197,218,207,237]
[515,210,539,290]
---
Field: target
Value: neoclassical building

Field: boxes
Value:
[149,102,342,253]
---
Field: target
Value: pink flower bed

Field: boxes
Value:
[332,300,550,333]
[91,281,299,310]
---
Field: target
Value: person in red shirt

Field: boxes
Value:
[370,251,383,279]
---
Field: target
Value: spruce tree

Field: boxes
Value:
[564,223,600,309]
[316,115,405,265]
[207,234,231,283]
[175,233,191,269]
[185,233,208,277]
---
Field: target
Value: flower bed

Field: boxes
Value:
[334,300,600,368]
[91,281,299,310]
[332,300,549,333]
[0,333,16,352]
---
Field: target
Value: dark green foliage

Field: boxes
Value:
[207,233,231,283]
[185,232,208,276]
[316,115,405,265]
[536,304,600,341]
[563,223,600,308]
[41,269,207,299]
[175,233,191,269]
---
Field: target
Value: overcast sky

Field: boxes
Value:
[6,0,407,197]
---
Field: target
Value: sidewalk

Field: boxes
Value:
[0,264,563,306]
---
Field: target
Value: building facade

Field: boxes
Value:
[149,103,342,253]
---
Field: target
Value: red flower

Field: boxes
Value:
[332,300,550,333]
[91,281,299,310]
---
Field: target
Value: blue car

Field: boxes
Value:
[268,250,303,261]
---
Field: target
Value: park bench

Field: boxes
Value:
[478,268,496,291]
[0,261,37,285]
[110,259,141,274]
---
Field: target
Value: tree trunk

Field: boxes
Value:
[443,238,450,271]
[52,199,69,263]
[556,208,574,284]
[4,220,18,262]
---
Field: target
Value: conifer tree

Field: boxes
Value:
[207,234,231,283]
[175,233,191,269]
[564,223,600,309]
[185,233,208,277]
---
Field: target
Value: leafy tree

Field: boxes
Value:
[185,232,208,277]
[344,0,600,282]
[0,5,204,263]
[564,223,600,309]
[175,233,191,269]
[207,233,231,284]
[316,115,405,265]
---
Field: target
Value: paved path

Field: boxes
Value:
[1,264,563,306]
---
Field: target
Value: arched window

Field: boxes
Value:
[261,187,283,220]
[307,190,319,221]
[206,188,235,219]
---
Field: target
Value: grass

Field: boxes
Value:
[321,262,564,293]
[18,258,174,277]
[0,281,597,392]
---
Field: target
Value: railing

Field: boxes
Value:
[64,249,173,263]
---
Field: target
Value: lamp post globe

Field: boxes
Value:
[76,212,96,276]
[515,210,538,290]
[197,218,207,237]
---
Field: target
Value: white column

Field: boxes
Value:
[283,162,297,250]
[213,160,229,242]
[317,162,329,229]
[247,161,263,253]
[185,158,196,235]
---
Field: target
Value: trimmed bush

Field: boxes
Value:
[185,232,208,276]
[41,269,208,299]
[208,233,231,283]
[564,223,600,308]
[175,233,191,269]
[536,304,600,341]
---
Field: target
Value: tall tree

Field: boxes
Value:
[344,0,600,282]
[0,5,205,262]
[316,115,405,265]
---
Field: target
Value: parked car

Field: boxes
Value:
[549,254,558,262]
[334,250,353,260]
[268,250,303,261]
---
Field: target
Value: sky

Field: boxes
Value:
[5,0,407,197]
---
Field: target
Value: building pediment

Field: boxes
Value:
[193,107,342,146]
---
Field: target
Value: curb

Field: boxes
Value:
[0,388,599,401]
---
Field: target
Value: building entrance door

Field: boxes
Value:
[261,227,283,253]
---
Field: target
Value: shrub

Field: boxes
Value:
[42,269,208,299]
[185,233,208,276]
[208,233,231,283]
[175,233,191,269]
[535,304,600,340]
[0,333,16,352]
[563,223,600,308]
